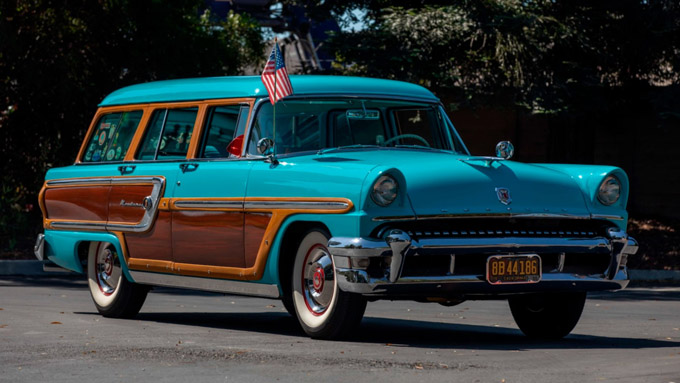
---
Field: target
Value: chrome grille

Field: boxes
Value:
[374,218,611,240]
[406,229,597,239]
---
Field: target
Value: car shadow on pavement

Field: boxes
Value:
[113,310,680,351]
[588,288,680,301]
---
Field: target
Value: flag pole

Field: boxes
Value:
[272,37,277,159]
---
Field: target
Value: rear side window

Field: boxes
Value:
[82,110,143,162]
[137,107,198,160]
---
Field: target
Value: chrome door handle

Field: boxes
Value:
[179,163,199,173]
[118,165,136,175]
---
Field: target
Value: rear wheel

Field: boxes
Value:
[509,292,587,339]
[291,230,367,339]
[87,242,149,318]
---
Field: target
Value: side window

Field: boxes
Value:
[137,107,198,160]
[82,110,143,162]
[199,105,241,158]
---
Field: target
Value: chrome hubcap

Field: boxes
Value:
[302,245,335,315]
[95,246,121,295]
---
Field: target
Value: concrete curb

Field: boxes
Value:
[628,269,680,283]
[1,260,679,283]
[0,260,75,276]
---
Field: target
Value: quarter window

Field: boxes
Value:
[137,107,198,160]
[82,110,143,162]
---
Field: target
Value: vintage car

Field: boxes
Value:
[34,75,638,339]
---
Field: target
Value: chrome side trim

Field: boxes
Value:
[128,270,280,298]
[171,200,349,211]
[174,200,244,209]
[591,214,625,221]
[50,221,108,230]
[47,176,165,233]
[244,201,349,210]
[373,215,417,222]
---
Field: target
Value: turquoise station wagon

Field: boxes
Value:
[34,75,638,339]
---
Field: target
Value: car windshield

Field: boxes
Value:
[247,98,467,156]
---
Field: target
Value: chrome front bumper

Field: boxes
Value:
[328,228,639,297]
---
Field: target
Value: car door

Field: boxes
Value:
[170,104,255,278]
[120,106,197,271]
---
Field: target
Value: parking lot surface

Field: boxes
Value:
[1,277,678,383]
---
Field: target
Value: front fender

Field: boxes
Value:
[534,164,630,230]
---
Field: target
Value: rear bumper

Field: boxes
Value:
[328,228,638,297]
[34,233,45,261]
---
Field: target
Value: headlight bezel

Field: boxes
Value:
[371,174,399,207]
[597,175,621,206]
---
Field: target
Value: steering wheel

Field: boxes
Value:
[383,134,430,147]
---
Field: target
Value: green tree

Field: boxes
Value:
[0,0,263,252]
[324,0,680,114]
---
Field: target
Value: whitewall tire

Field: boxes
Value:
[87,242,149,318]
[291,230,366,339]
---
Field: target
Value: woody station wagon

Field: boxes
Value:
[35,75,638,339]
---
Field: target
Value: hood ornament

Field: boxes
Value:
[495,187,512,205]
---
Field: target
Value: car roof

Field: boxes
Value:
[98,75,439,106]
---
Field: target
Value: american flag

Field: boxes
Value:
[261,42,293,104]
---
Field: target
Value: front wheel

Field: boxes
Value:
[291,230,367,339]
[87,242,149,318]
[508,292,587,339]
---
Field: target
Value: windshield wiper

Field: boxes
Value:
[317,144,380,155]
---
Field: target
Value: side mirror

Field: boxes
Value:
[495,141,514,160]
[257,137,275,156]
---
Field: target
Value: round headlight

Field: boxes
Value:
[597,175,621,205]
[371,175,399,206]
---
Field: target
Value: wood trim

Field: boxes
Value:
[38,183,47,227]
[186,104,208,159]
[128,258,174,274]
[113,231,130,263]
[126,197,354,280]
[124,106,153,161]
[41,176,166,232]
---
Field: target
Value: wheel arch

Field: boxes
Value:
[277,221,331,301]
[43,230,134,282]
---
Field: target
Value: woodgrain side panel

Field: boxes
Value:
[108,185,155,223]
[124,211,173,262]
[244,213,271,268]
[44,186,110,222]
[172,211,245,268]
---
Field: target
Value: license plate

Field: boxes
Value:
[486,255,541,284]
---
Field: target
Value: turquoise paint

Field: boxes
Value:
[43,74,634,292]
[99,76,439,107]
[259,211,365,291]
[44,230,134,282]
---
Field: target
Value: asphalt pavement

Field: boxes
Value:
[1,276,679,383]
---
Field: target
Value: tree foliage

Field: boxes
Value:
[0,0,263,250]
[326,0,680,113]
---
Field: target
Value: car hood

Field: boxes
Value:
[308,149,591,217]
